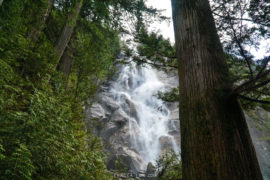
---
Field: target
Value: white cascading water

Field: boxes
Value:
[110,63,179,170]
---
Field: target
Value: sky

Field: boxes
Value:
[147,0,269,59]
[146,0,175,42]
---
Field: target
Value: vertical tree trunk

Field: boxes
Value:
[58,45,73,79]
[54,0,84,66]
[27,0,54,42]
[171,0,262,179]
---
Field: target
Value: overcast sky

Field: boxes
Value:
[146,0,175,42]
[147,0,269,59]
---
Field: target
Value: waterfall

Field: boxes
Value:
[110,63,179,170]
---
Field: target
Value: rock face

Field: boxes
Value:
[155,69,181,149]
[85,90,143,171]
[85,66,181,172]
[159,136,174,153]
[85,65,270,179]
[245,107,270,179]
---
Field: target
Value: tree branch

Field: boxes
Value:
[212,12,270,28]
[238,94,270,104]
[229,19,254,79]
[134,57,178,69]
[234,69,270,93]
[255,89,270,96]
[218,2,255,79]
[256,57,270,78]
[237,78,270,94]
[114,57,178,69]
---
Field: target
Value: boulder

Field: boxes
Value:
[110,109,129,124]
[100,95,120,112]
[107,147,143,172]
[118,94,138,120]
[102,109,129,139]
[86,103,105,119]
[103,122,120,140]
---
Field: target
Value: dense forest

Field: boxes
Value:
[0,0,269,179]
[0,0,158,179]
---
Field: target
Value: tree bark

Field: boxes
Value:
[171,0,263,179]
[27,0,54,42]
[54,0,84,67]
[58,45,73,79]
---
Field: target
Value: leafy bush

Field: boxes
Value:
[155,151,182,180]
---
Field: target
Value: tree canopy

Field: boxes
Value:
[0,0,269,179]
[0,0,161,179]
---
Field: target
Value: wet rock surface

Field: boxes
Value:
[85,67,181,172]
[159,136,174,153]
[85,87,145,172]
[86,66,270,179]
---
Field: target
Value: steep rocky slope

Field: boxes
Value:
[85,65,180,172]
[85,65,270,179]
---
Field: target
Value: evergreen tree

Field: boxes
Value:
[171,0,263,179]
[0,0,159,179]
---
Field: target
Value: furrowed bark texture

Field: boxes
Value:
[54,0,83,65]
[171,0,262,179]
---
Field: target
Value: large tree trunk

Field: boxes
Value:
[171,0,262,179]
[58,44,73,79]
[54,0,84,66]
[27,0,54,42]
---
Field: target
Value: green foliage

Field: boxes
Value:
[123,28,177,71]
[0,76,112,179]
[249,0,270,37]
[0,143,5,160]
[0,0,166,179]
[260,97,270,112]
[157,88,179,103]
[0,0,122,179]
[210,0,270,109]
[69,21,120,102]
[226,54,270,110]
[114,157,129,173]
[136,29,176,64]
[155,151,182,180]
[1,143,34,180]
[226,55,250,84]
